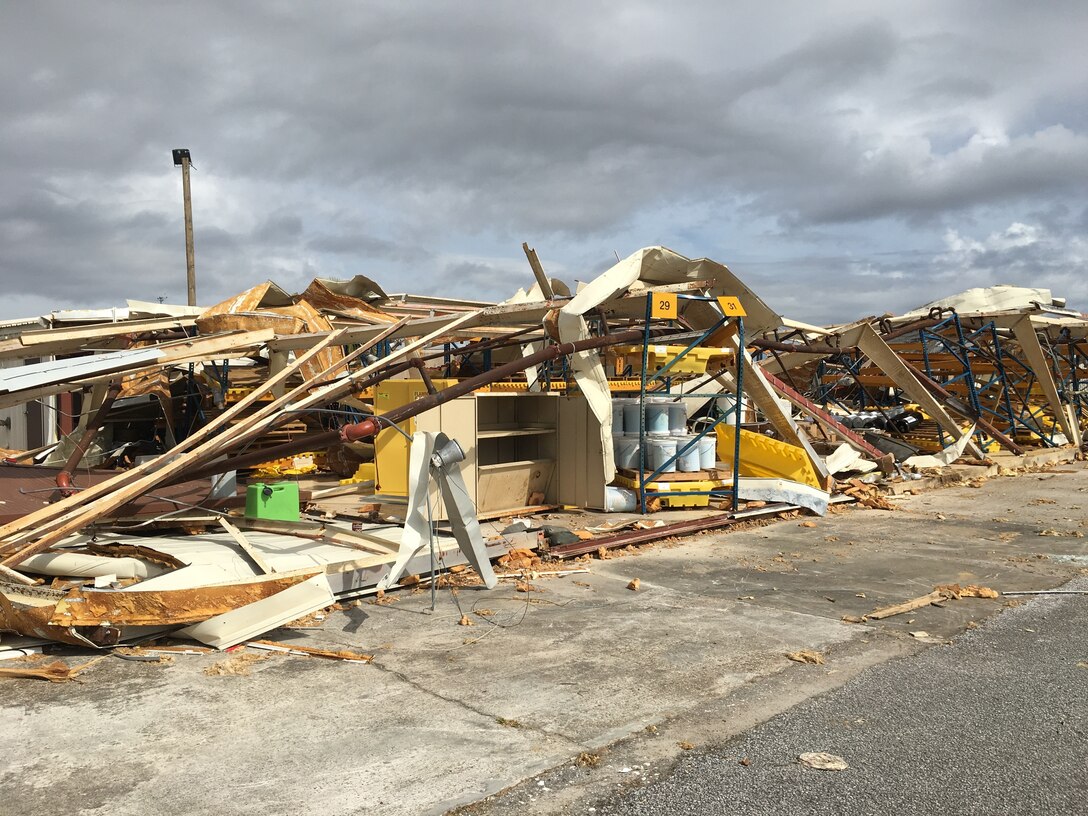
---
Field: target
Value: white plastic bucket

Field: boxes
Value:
[647,436,678,473]
[610,399,626,434]
[697,435,716,470]
[613,435,641,470]
[676,436,701,472]
[622,401,642,434]
[645,398,671,435]
[603,486,638,513]
[668,403,688,436]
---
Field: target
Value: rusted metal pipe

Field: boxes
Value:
[178,327,659,480]
[750,338,843,355]
[760,369,894,469]
[56,381,123,496]
[880,317,944,342]
[747,318,944,356]
[340,327,649,443]
[410,356,438,395]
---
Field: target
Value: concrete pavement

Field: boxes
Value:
[588,576,1088,816]
[2,462,1086,816]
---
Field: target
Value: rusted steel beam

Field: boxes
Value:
[879,316,943,342]
[179,326,664,480]
[750,338,842,355]
[549,513,740,558]
[749,317,944,356]
[410,357,438,395]
[548,504,794,559]
[759,369,893,467]
[896,358,1025,455]
[339,327,651,443]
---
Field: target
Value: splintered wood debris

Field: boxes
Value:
[0,251,1084,665]
[203,652,271,676]
[863,583,1001,621]
[0,655,107,683]
[799,752,849,771]
[246,640,373,662]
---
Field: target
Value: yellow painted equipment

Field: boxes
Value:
[340,461,377,486]
[611,344,731,376]
[715,424,822,489]
[224,386,275,404]
[611,474,728,508]
[480,380,568,392]
[373,378,457,496]
[252,451,323,478]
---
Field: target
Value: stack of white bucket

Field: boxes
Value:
[611,397,716,474]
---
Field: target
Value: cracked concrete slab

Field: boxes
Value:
[2,462,1087,816]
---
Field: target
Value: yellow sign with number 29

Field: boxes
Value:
[650,292,677,319]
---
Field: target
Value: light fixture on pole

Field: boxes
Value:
[172,148,197,307]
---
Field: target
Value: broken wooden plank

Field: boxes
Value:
[0,657,105,683]
[247,639,373,662]
[178,573,335,649]
[863,590,945,620]
[238,519,398,555]
[0,313,441,567]
[0,326,358,561]
[49,572,320,627]
[522,242,555,300]
[19,316,197,347]
[218,517,274,575]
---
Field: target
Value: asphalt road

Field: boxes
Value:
[593,579,1088,816]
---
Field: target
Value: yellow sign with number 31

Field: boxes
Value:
[716,296,747,317]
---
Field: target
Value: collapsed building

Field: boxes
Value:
[1,247,1085,654]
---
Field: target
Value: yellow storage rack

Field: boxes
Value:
[610,344,732,377]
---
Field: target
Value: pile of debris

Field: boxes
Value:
[0,245,1084,656]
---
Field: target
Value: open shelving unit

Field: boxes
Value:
[473,392,558,514]
[629,293,745,513]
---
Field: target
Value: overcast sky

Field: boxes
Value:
[2,1,1086,324]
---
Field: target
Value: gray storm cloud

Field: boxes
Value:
[1,1,1085,321]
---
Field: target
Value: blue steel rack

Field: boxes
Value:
[633,293,744,514]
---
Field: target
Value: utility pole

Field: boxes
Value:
[172,148,197,306]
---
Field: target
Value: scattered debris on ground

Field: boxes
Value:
[799,752,849,771]
[0,251,1083,668]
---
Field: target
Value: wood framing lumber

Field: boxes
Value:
[855,324,986,459]
[522,242,555,300]
[238,519,398,555]
[0,329,276,411]
[218,517,275,574]
[1,314,469,567]
[245,640,373,662]
[18,316,197,347]
[863,590,946,621]
[0,328,354,558]
[267,300,560,352]
[154,328,275,364]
